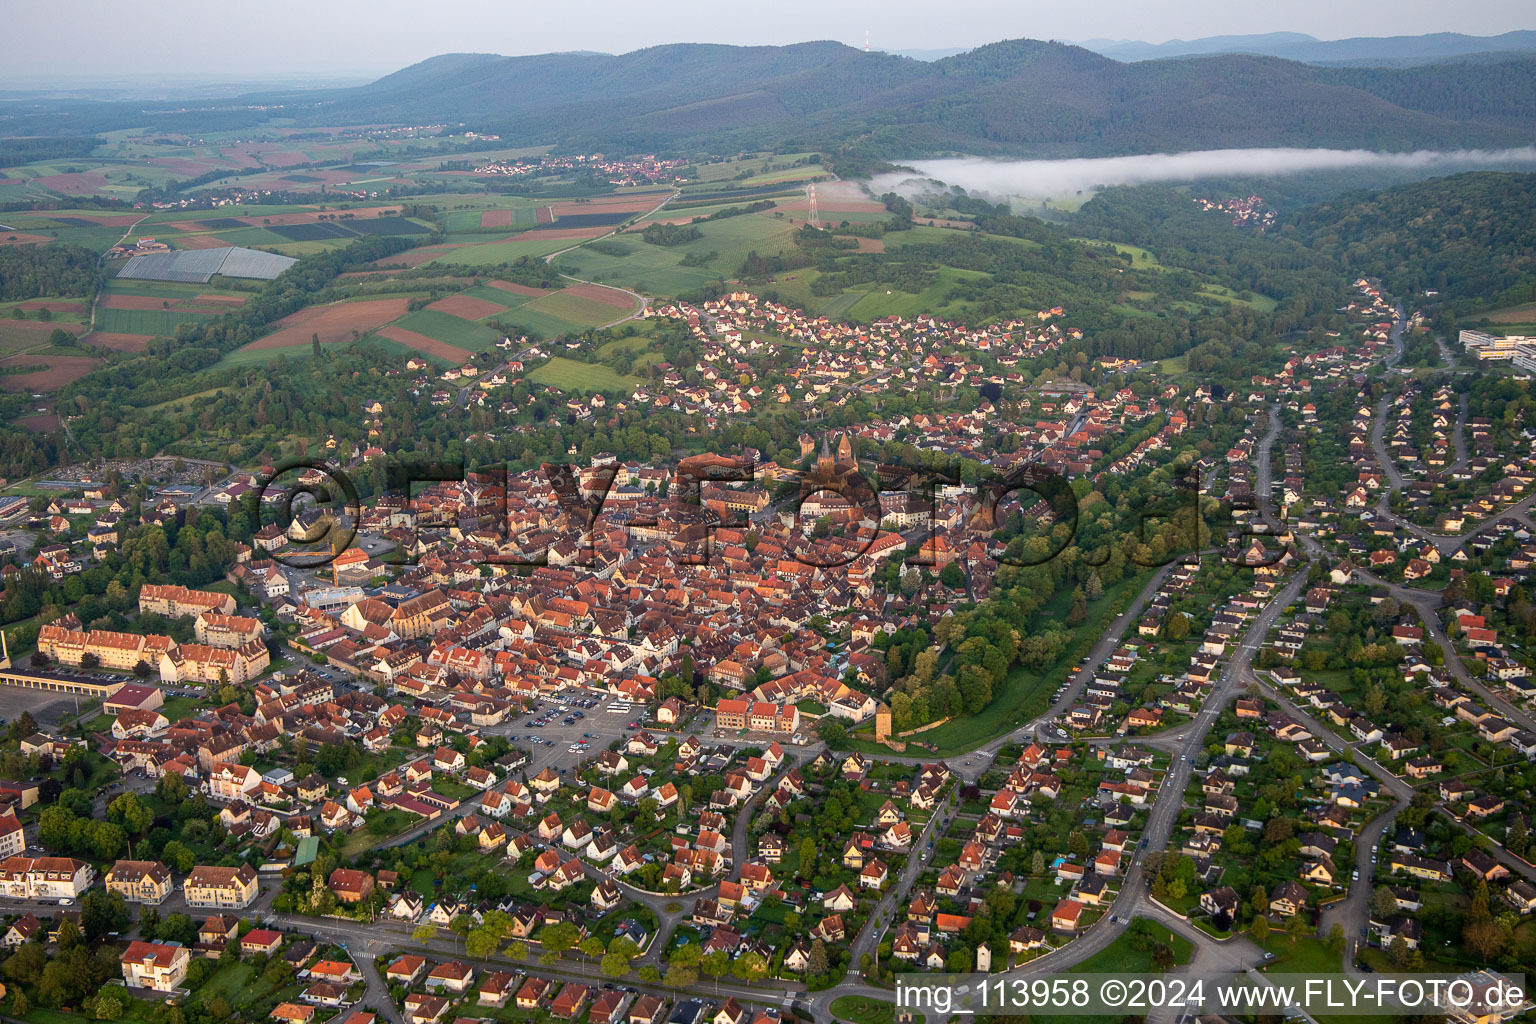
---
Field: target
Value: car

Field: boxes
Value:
[628,721,639,728]
[1352,869,1359,880]
[59,899,73,906]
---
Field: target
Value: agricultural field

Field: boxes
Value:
[388,308,503,352]
[553,208,800,296]
[526,355,640,392]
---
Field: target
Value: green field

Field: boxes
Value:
[459,283,537,308]
[554,240,717,296]
[554,210,798,297]
[526,356,639,392]
[741,166,823,186]
[95,307,213,335]
[1072,237,1163,269]
[102,279,245,301]
[430,235,590,265]
[522,288,636,327]
[392,309,503,350]
[0,322,74,356]
[442,206,539,232]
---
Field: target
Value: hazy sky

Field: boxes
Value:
[9,0,1533,84]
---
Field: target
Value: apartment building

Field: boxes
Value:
[0,856,96,899]
[183,863,259,909]
[106,859,175,904]
[139,584,237,618]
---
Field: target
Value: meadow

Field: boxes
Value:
[526,356,640,392]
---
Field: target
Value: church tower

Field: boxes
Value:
[817,436,834,475]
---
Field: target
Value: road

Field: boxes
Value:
[1254,680,1413,965]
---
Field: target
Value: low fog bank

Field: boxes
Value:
[873,146,1536,204]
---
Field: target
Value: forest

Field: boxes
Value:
[0,242,99,301]
[1280,171,1536,315]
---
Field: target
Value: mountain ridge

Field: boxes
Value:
[5,38,1536,161]
[1082,29,1536,65]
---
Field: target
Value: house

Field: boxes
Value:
[3,914,40,948]
[552,984,591,1020]
[121,940,191,992]
[1200,886,1239,921]
[516,977,553,1010]
[425,960,475,994]
[628,995,666,1024]
[307,961,361,986]
[329,868,374,904]
[1050,899,1084,932]
[1269,881,1309,918]
[478,972,517,1008]
[386,955,428,987]
[403,995,449,1024]
[243,929,284,956]
[823,884,857,912]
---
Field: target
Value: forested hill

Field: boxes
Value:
[271,41,1536,156]
[8,39,1536,159]
[1278,171,1536,313]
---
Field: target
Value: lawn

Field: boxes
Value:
[526,356,640,393]
[1068,918,1194,973]
[1259,934,1342,975]
[829,996,894,1024]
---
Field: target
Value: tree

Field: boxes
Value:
[1369,885,1397,921]
[732,951,768,983]
[664,964,698,989]
[700,950,730,991]
[1250,916,1271,944]
[1326,924,1346,956]
[412,924,436,944]
[1285,912,1309,945]
[579,936,606,959]
[1463,918,1508,961]
[807,939,829,976]
[541,920,581,959]
[601,952,630,978]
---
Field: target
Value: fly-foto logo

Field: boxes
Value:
[252,454,1289,572]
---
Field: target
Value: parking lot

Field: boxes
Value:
[485,690,654,778]
[0,683,84,729]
